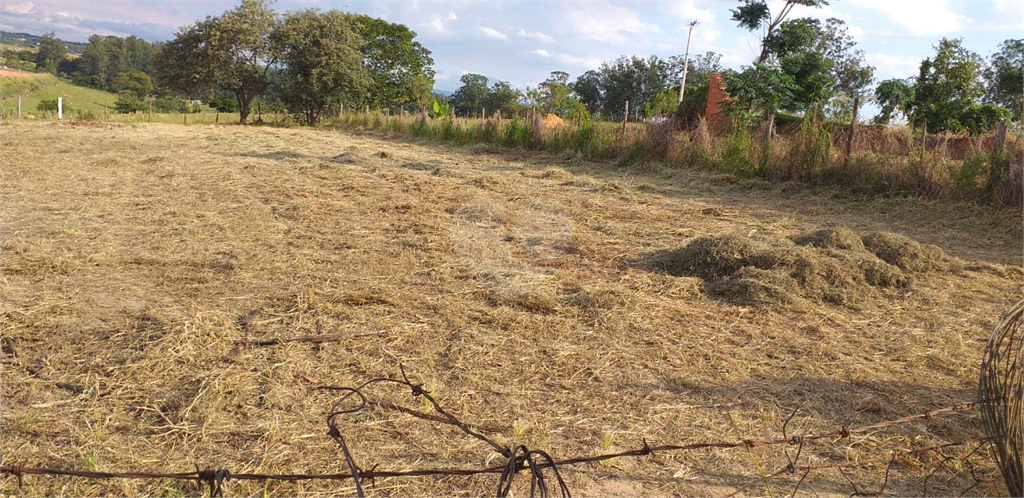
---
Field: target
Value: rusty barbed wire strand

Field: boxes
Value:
[0,367,998,497]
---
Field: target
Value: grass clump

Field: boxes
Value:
[649,225,952,307]
[861,231,962,273]
[792,227,865,252]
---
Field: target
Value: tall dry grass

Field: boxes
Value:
[328,109,1023,208]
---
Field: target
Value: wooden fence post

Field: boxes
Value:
[623,100,629,135]
[844,96,860,168]
[17,94,22,119]
[995,121,1007,156]
[919,121,927,164]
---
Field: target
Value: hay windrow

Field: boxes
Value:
[792,226,866,251]
[656,226,942,307]
[862,231,963,273]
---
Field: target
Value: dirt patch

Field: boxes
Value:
[0,68,39,77]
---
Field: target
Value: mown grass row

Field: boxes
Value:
[329,109,1023,208]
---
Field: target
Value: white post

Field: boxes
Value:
[678,20,699,105]
[58,97,63,120]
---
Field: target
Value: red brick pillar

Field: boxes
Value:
[704,73,729,129]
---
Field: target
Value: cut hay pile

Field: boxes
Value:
[650,227,961,307]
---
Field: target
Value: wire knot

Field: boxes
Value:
[9,465,24,488]
[195,466,230,497]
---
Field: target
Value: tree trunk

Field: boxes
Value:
[236,91,251,125]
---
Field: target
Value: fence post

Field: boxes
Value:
[844,96,860,168]
[623,100,629,135]
[920,121,927,164]
[994,121,1007,157]
[18,94,22,119]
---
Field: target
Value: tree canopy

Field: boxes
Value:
[349,14,435,109]
[985,38,1023,122]
[154,0,278,124]
[730,0,829,64]
[450,73,490,116]
[271,9,368,124]
[910,38,987,133]
[34,33,66,74]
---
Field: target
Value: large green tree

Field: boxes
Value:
[539,71,570,113]
[571,70,603,115]
[450,73,489,117]
[724,64,798,127]
[730,0,829,65]
[271,9,368,124]
[778,51,835,110]
[910,38,985,133]
[154,0,278,124]
[34,33,66,74]
[985,38,1023,122]
[112,70,154,99]
[483,80,522,117]
[873,78,915,125]
[75,35,157,90]
[763,17,874,98]
[348,14,435,108]
[596,55,671,121]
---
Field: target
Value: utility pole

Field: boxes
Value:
[678,20,700,105]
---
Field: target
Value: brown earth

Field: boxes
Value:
[0,68,41,77]
[1,121,1021,497]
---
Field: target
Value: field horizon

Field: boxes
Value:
[1,121,1021,496]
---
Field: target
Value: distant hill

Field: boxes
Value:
[0,31,87,54]
[0,72,120,117]
[433,89,454,97]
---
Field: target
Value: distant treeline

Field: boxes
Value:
[1,31,87,53]
[8,0,1022,134]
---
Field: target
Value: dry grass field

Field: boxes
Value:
[1,121,1021,497]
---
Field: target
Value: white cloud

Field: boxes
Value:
[422,12,458,35]
[560,3,658,44]
[554,52,603,69]
[534,49,550,57]
[698,27,720,44]
[847,25,865,42]
[479,26,508,40]
[658,1,714,23]
[3,2,34,15]
[848,0,971,36]
[866,53,921,80]
[518,29,554,43]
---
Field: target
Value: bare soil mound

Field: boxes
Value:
[651,226,957,307]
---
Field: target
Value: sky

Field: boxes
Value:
[2,0,1022,98]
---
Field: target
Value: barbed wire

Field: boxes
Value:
[0,366,1003,497]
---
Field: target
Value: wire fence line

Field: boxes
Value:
[0,366,1003,497]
